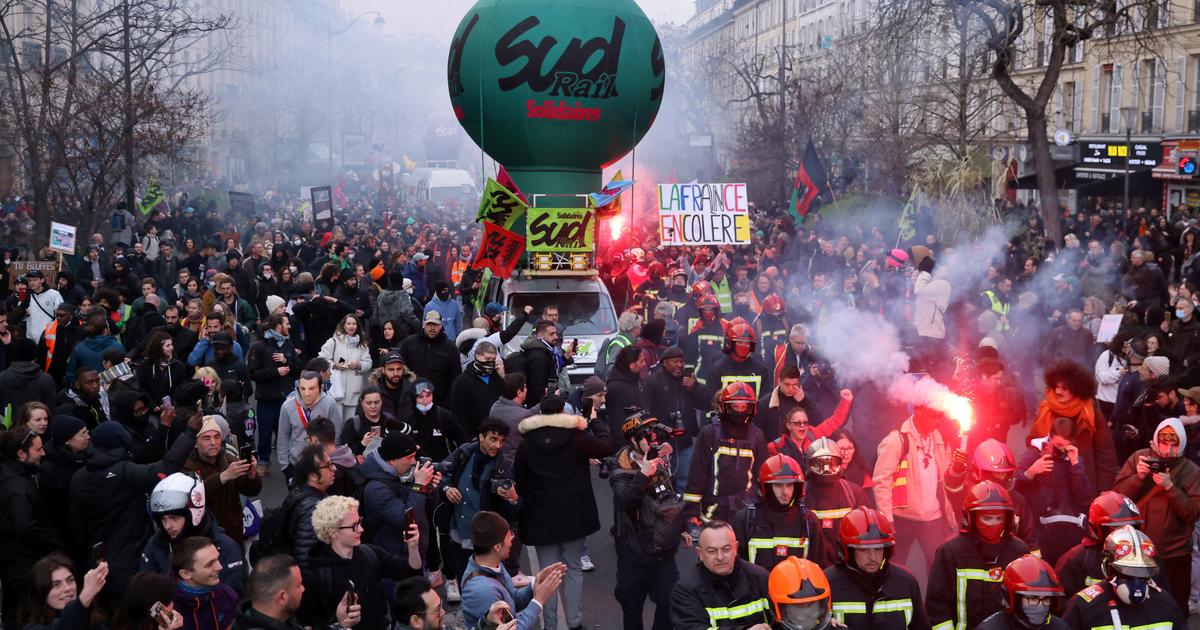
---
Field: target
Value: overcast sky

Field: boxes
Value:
[341,0,695,42]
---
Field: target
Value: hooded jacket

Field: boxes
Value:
[68,424,197,593]
[140,515,246,593]
[513,412,614,546]
[39,442,91,552]
[603,365,642,447]
[397,330,461,405]
[66,334,124,383]
[424,296,463,340]
[0,455,63,579]
[516,334,564,408]
[0,360,56,411]
[298,542,419,630]
[913,270,950,340]
[374,289,420,335]
[358,450,428,560]
[1112,417,1200,558]
[109,390,171,464]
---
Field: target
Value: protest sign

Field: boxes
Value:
[657,183,751,246]
[310,186,333,221]
[526,207,595,253]
[476,179,527,230]
[229,191,256,215]
[1096,314,1123,344]
[7,261,58,290]
[471,222,525,278]
[49,221,77,254]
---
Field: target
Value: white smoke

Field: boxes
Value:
[811,306,909,386]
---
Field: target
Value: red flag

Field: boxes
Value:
[471,221,525,279]
[790,141,829,221]
[333,179,348,209]
[496,166,528,204]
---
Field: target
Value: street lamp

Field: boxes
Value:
[1120,105,1135,213]
[328,12,385,182]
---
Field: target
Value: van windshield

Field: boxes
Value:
[507,292,617,336]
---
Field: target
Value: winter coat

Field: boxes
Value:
[172,583,239,630]
[282,484,326,572]
[1112,418,1200,558]
[397,331,461,405]
[298,543,419,630]
[401,262,428,302]
[1014,446,1093,530]
[1041,325,1095,369]
[66,335,125,383]
[374,289,420,336]
[440,440,511,543]
[184,449,262,547]
[187,338,245,368]
[140,517,246,593]
[358,450,428,560]
[39,444,90,554]
[0,360,57,412]
[401,403,468,464]
[246,338,302,402]
[423,297,463,340]
[108,390,171,464]
[0,457,63,580]
[68,426,197,592]
[292,296,351,358]
[318,335,372,407]
[277,390,343,468]
[448,362,503,435]
[332,285,372,322]
[926,533,1029,630]
[459,554,541,630]
[231,601,305,630]
[515,335,564,407]
[609,446,679,563]
[669,559,772,630]
[54,388,108,429]
[514,413,615,545]
[137,360,187,405]
[639,365,705,450]
[913,271,950,340]
[337,412,404,457]
[825,562,930,630]
[489,397,533,474]
[754,386,817,442]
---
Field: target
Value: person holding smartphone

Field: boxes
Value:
[1014,417,1093,566]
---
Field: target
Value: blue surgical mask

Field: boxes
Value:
[1176,309,1188,320]
[416,402,433,413]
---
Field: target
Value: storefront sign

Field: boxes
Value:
[1081,142,1161,169]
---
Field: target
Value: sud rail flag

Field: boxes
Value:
[657,182,751,246]
[476,178,528,230]
[471,221,525,278]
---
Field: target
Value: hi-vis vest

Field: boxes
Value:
[832,599,916,626]
[719,373,763,397]
[704,598,771,630]
[980,290,1011,331]
[43,320,59,371]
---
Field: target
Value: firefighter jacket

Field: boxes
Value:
[1053,542,1105,597]
[704,354,771,401]
[669,558,772,630]
[805,475,870,568]
[1061,580,1185,629]
[826,562,931,630]
[730,500,826,572]
[755,314,788,368]
[976,612,1069,630]
[683,420,770,523]
[926,533,1029,630]
[944,473,1040,555]
[682,317,727,386]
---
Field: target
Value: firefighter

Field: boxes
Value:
[978,554,1069,629]
[705,317,771,400]
[669,520,774,630]
[754,294,789,367]
[1053,491,1143,597]
[927,481,1030,630]
[1061,525,1185,629]
[683,381,771,525]
[804,438,869,568]
[676,280,714,333]
[768,556,836,630]
[731,454,825,572]
[944,438,1040,555]
[682,292,728,388]
[826,507,929,630]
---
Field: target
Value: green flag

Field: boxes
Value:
[897,187,919,244]
[476,179,527,230]
[139,178,165,215]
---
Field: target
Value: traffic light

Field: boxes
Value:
[1180,154,1199,177]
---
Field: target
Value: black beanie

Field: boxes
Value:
[378,432,418,461]
[48,415,87,448]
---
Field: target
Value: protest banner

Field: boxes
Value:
[7,260,59,290]
[310,186,334,221]
[589,171,634,218]
[49,221,77,254]
[140,178,165,215]
[228,191,256,215]
[526,207,595,252]
[471,222,525,278]
[476,178,527,230]
[657,182,751,246]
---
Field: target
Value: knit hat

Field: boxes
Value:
[48,415,87,448]
[198,416,222,439]
[265,295,286,314]
[226,250,242,262]
[174,379,210,409]
[92,421,133,450]
[581,376,605,398]
[9,338,37,363]
[661,346,685,361]
[1144,356,1170,378]
[378,432,418,461]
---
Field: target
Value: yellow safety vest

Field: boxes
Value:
[719,373,763,397]
[981,290,1011,331]
[931,568,1003,630]
[747,536,810,564]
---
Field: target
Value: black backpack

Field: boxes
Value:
[249,492,299,565]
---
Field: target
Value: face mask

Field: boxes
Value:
[289,266,299,275]
[263,272,273,279]
[437,290,450,300]
[1113,575,1150,605]
[976,520,1005,544]
[475,360,496,375]
[293,239,302,247]
[347,252,355,260]
[1177,309,1188,319]
[416,402,433,413]
[1021,603,1050,627]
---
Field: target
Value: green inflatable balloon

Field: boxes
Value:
[447,0,664,197]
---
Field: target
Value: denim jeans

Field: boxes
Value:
[534,537,586,629]
[256,398,283,463]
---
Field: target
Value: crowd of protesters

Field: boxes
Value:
[0,175,1198,630]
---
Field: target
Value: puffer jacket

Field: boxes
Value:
[318,334,372,407]
[375,289,420,335]
[0,360,56,411]
[283,484,327,572]
[514,412,614,546]
[913,270,950,339]
[358,450,428,561]
[0,456,63,580]
[66,334,125,383]
[1112,417,1200,558]
[140,515,246,593]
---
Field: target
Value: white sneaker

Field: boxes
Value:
[445,579,461,603]
[580,554,595,572]
[511,572,532,588]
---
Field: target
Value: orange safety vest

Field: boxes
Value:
[451,260,468,286]
[42,320,58,371]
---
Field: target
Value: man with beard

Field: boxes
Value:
[731,454,825,571]
[424,281,462,341]
[399,311,461,407]
[639,347,705,487]
[185,416,262,548]
[159,305,199,359]
[141,472,246,593]
[55,367,109,428]
[825,507,928,629]
[378,352,416,421]
[334,268,372,321]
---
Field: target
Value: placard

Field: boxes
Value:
[657,183,751,246]
[310,186,333,221]
[526,207,594,253]
[1096,313,1124,344]
[228,191,256,215]
[49,221,77,254]
[7,261,58,290]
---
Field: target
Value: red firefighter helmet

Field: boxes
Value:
[1001,554,1064,615]
[696,292,721,313]
[690,281,713,303]
[760,294,786,316]
[838,507,895,566]
[759,454,805,503]
[768,557,832,629]
[960,480,1015,534]
[718,382,757,422]
[1086,491,1143,543]
[723,317,758,355]
[970,439,1017,481]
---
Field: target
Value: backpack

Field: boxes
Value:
[248,492,299,565]
[594,334,631,379]
[503,348,530,376]
[612,466,684,555]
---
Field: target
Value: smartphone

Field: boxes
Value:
[149,602,172,627]
[571,338,579,352]
[498,608,514,624]
[90,541,105,564]
[239,442,254,462]
[370,426,382,438]
[162,395,173,410]
[404,508,416,538]
[346,579,359,606]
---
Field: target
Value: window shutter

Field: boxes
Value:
[1092,65,1101,132]
[1153,59,1166,131]
[1109,63,1123,130]
[1176,57,1187,132]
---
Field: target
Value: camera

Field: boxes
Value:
[597,456,615,479]
[417,456,453,474]
[667,411,686,438]
[490,478,513,493]
[1146,457,1168,473]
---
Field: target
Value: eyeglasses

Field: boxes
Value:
[337,519,363,531]
[318,462,336,471]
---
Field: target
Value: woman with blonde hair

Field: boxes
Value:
[320,315,373,422]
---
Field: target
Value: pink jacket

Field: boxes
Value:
[871,416,956,528]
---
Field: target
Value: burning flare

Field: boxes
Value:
[609,214,625,241]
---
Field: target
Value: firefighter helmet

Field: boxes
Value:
[768,557,833,630]
[718,382,757,423]
[805,437,843,477]
[838,507,895,567]
[696,292,721,312]
[1101,525,1158,579]
[759,454,805,505]
[1086,491,1143,543]
[691,281,713,303]
[722,317,758,355]
[760,294,786,316]
[970,438,1017,481]
[1001,554,1064,617]
[960,480,1015,534]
